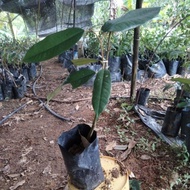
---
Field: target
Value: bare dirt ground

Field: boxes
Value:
[0,58,189,190]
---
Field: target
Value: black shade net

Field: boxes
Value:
[0,0,104,36]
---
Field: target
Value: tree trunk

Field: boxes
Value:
[130,0,143,100]
[110,0,117,20]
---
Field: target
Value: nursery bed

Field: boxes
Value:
[0,58,189,190]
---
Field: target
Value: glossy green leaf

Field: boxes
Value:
[101,7,161,32]
[92,69,111,120]
[171,78,190,85]
[23,28,84,62]
[72,58,98,66]
[64,68,95,89]
[130,179,141,190]
[47,83,63,104]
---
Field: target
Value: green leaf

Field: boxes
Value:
[130,179,141,190]
[23,28,84,62]
[171,78,190,85]
[92,69,111,120]
[47,83,63,104]
[163,84,174,92]
[72,58,98,66]
[177,101,188,108]
[101,7,161,32]
[64,68,95,89]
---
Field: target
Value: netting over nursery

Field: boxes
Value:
[0,0,104,36]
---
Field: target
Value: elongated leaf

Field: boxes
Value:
[72,58,98,66]
[23,28,84,62]
[47,83,63,104]
[171,78,190,85]
[64,68,95,89]
[92,69,111,120]
[101,7,161,32]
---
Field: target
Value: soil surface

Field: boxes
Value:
[0,58,189,190]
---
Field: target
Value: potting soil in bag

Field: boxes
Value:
[58,124,104,190]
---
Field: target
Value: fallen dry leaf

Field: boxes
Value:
[114,145,128,151]
[113,108,121,112]
[140,154,151,160]
[75,104,79,110]
[43,163,51,175]
[1,164,10,174]
[7,173,20,178]
[106,141,116,151]
[9,180,25,190]
[129,171,136,178]
[22,146,33,157]
[118,139,136,161]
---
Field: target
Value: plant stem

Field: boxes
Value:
[7,13,15,42]
[87,114,97,141]
[106,32,112,61]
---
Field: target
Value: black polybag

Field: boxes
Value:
[13,75,26,99]
[148,60,167,78]
[28,63,37,80]
[0,83,4,101]
[108,56,121,72]
[120,54,132,81]
[58,124,104,190]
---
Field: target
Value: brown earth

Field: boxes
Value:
[0,58,189,190]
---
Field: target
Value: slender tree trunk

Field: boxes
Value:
[7,13,15,42]
[130,0,143,101]
[73,0,76,27]
[110,0,117,20]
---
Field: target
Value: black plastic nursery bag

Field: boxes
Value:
[58,124,104,190]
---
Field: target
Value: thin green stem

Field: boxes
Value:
[87,114,97,141]
[106,32,112,62]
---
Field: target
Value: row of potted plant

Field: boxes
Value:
[0,38,38,101]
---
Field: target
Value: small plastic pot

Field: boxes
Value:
[13,75,26,99]
[110,70,122,82]
[58,124,104,190]
[120,54,132,81]
[21,65,29,83]
[28,63,37,80]
[0,83,4,101]
[108,56,121,72]
[2,80,13,100]
[148,60,167,78]
[180,108,190,139]
[165,60,179,76]
[135,88,150,106]
[8,66,19,78]
[185,123,190,154]
[161,107,181,137]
